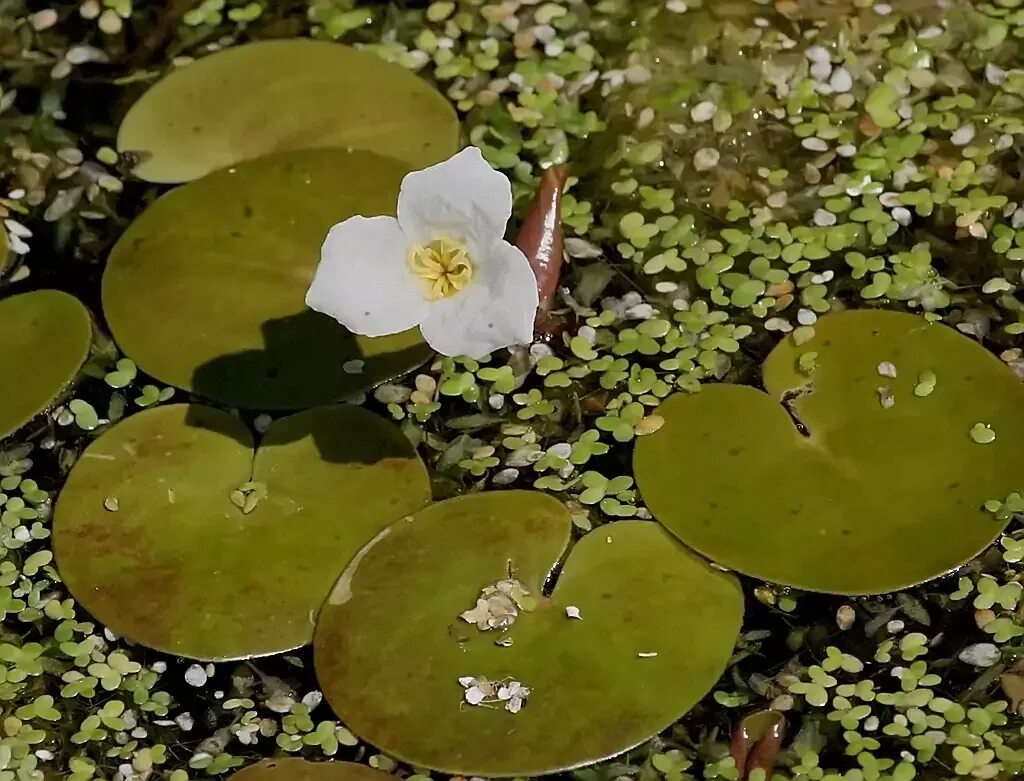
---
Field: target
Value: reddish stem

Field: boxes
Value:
[729,710,787,780]
[516,164,569,336]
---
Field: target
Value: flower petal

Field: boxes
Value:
[419,240,538,358]
[306,215,428,337]
[397,146,513,247]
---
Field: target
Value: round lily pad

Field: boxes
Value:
[314,492,743,776]
[117,39,460,183]
[102,148,431,409]
[0,290,92,438]
[635,310,1024,595]
[229,760,390,781]
[53,403,430,660]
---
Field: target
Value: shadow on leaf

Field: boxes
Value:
[185,310,429,463]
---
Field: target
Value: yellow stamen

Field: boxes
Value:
[409,238,474,300]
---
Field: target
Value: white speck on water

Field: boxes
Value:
[892,207,912,226]
[638,652,658,658]
[797,309,817,326]
[829,67,853,93]
[493,468,519,486]
[547,442,572,459]
[805,45,830,63]
[813,209,836,227]
[986,63,1007,86]
[951,124,975,147]
[693,148,720,171]
[958,643,1000,667]
[810,60,831,81]
[302,691,323,709]
[877,361,897,378]
[765,317,793,333]
[691,101,716,123]
[566,606,582,620]
[184,665,208,687]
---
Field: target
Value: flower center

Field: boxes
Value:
[409,238,474,300]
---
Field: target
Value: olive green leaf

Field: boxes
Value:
[117,39,460,183]
[54,403,430,660]
[315,491,743,776]
[102,149,430,409]
[228,759,392,781]
[635,310,1024,594]
[0,290,92,438]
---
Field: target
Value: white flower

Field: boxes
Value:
[306,147,539,358]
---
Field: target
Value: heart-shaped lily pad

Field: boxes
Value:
[0,290,92,438]
[54,403,430,660]
[117,39,460,183]
[102,148,431,409]
[635,309,1024,595]
[314,492,743,776]
[229,760,390,781]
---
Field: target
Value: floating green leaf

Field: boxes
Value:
[0,290,92,438]
[102,149,430,409]
[117,39,460,183]
[229,759,391,781]
[54,403,430,660]
[635,310,1024,594]
[314,492,743,776]
[865,83,901,129]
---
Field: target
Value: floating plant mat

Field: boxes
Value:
[53,403,430,660]
[635,309,1024,595]
[228,759,391,781]
[102,148,430,409]
[117,39,460,183]
[0,290,92,439]
[314,492,743,777]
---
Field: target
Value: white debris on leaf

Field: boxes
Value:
[460,577,536,631]
[498,681,531,713]
[459,676,530,713]
[565,605,582,620]
[877,386,895,409]
[877,361,897,379]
